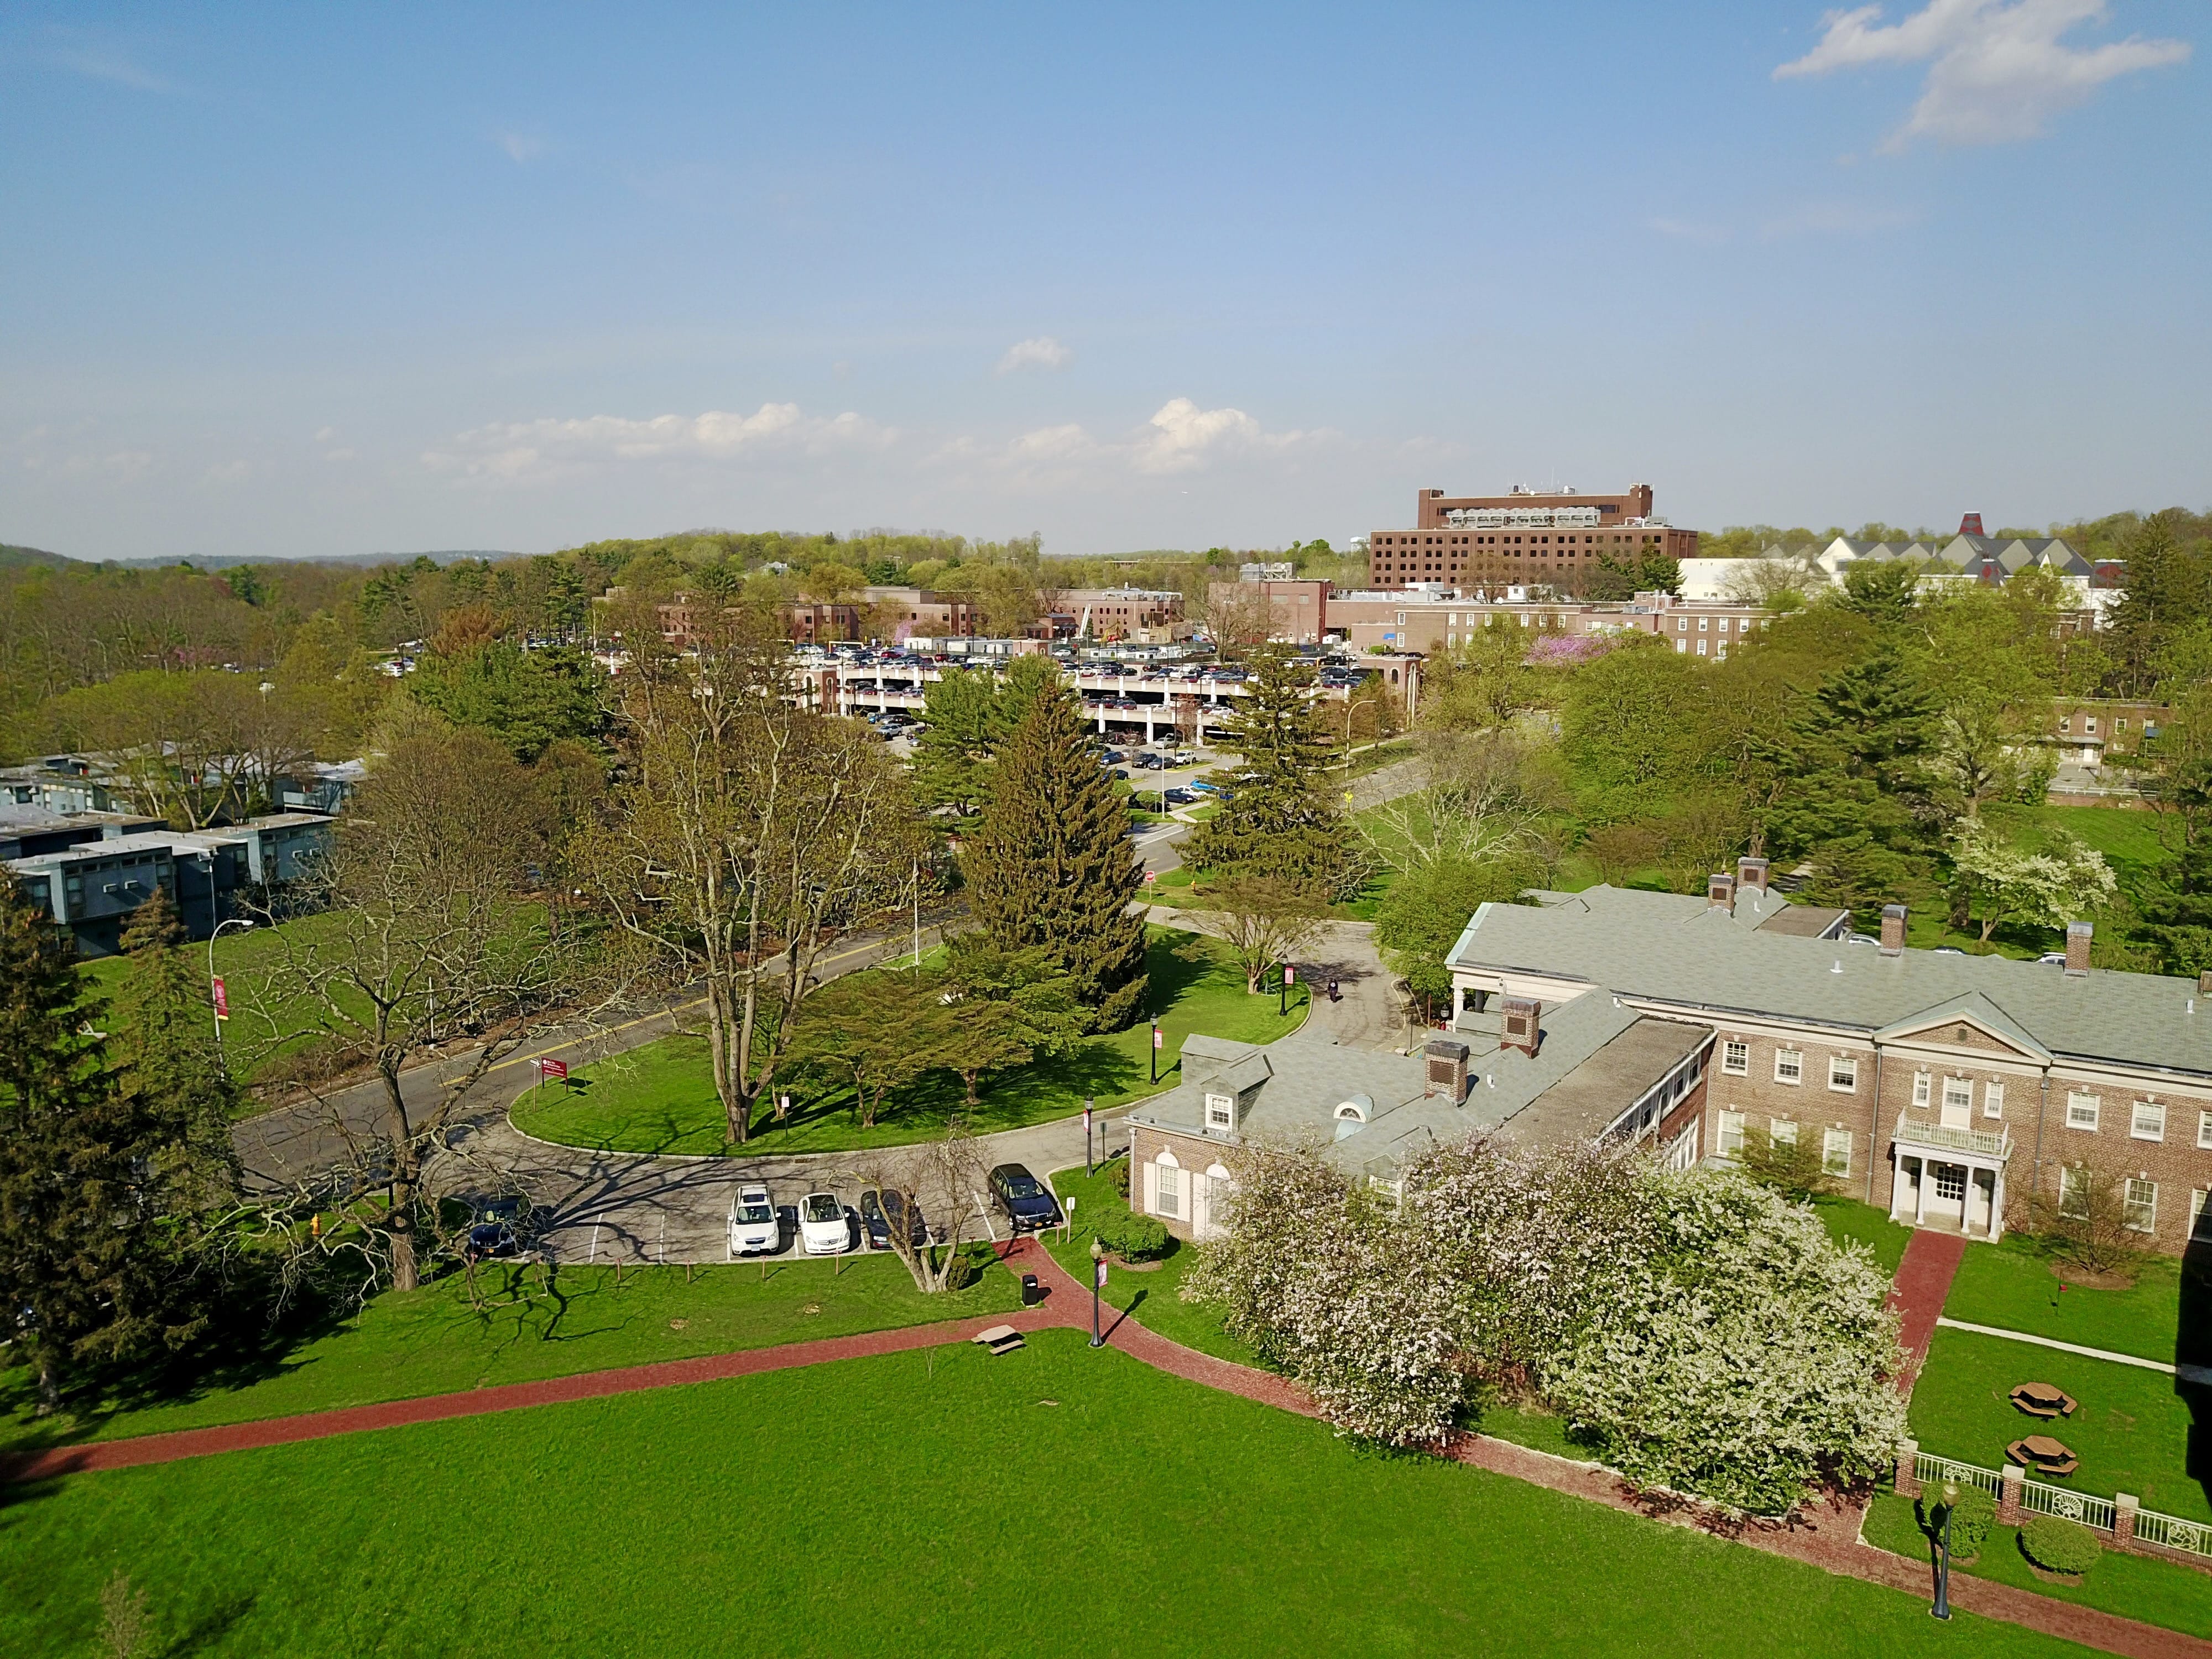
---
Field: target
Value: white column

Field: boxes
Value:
[1914,1157,1929,1225]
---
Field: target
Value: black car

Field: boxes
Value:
[1162,786,1199,806]
[1133,752,1168,769]
[988,1164,1062,1234]
[463,1194,530,1262]
[1099,748,1126,764]
[859,1187,929,1251]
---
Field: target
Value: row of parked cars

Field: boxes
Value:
[724,1164,1064,1259]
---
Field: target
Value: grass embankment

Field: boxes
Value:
[1907,1327,2208,1525]
[0,1253,1016,1455]
[512,928,1311,1157]
[1812,1195,1917,1280]
[1940,1232,2183,1363]
[1863,1490,2212,1638]
[1,1330,2091,1657]
[1040,1164,1261,1365]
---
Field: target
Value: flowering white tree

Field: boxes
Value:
[1950,819,2117,945]
[1185,1136,1907,1510]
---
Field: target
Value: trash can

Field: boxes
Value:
[1020,1273,1042,1307]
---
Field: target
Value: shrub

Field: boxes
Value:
[2020,1514,2101,1576]
[1917,1484,1995,1559]
[1097,1208,1171,1262]
[1109,1158,1130,1200]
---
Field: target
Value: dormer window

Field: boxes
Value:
[1205,1093,1234,1133]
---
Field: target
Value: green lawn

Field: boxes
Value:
[0,1329,2093,1658]
[1864,1490,2212,1638]
[76,908,368,1091]
[1040,1162,1262,1365]
[1814,1194,1917,1280]
[1941,1232,2183,1364]
[0,1251,1016,1455]
[1908,1327,2209,1524]
[512,928,1312,1157]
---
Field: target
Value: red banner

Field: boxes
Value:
[211,977,228,1021]
[1152,1026,1164,1049]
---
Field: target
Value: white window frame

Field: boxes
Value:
[1827,1055,1858,1092]
[2124,1177,2157,1234]
[2065,1092,2100,1132]
[1983,1081,2005,1120]
[1154,1159,1182,1219]
[1822,1128,1852,1177]
[2198,1110,2212,1151]
[2132,1100,2166,1142]
[1773,1048,1803,1085]
[1942,1077,1974,1117]
[1717,1110,1745,1158]
[2059,1164,2088,1219]
[1769,1117,1798,1146]
[1912,1073,1932,1109]
[1721,1040,1748,1077]
[1205,1092,1234,1133]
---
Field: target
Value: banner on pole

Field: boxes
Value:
[211,977,229,1021]
[1152,1026,1164,1049]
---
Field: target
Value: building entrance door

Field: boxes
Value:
[1932,1162,1969,1228]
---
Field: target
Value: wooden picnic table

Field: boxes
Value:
[2010,1381,2077,1418]
[2008,1434,2080,1478]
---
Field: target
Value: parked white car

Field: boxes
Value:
[799,1191,851,1255]
[727,1184,779,1258]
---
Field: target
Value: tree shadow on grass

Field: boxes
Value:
[159,1590,259,1657]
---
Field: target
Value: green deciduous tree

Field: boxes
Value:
[964,682,1149,1031]
[1374,855,1542,1018]
[406,639,606,763]
[927,933,1089,1104]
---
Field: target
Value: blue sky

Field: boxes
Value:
[3,2,2204,560]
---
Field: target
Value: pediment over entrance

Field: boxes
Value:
[1875,992,2051,1065]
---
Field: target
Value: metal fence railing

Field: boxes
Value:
[1910,1449,2208,1561]
[2020,1481,2116,1531]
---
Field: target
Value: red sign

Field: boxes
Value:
[211,976,229,1021]
[1144,869,1156,884]
[1082,1104,1092,1134]
[1283,964,1295,985]
[1094,1258,1109,1290]
[1152,1026,1164,1050]
[538,1057,570,1081]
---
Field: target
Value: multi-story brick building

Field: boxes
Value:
[861,587,982,641]
[1060,587,1186,640]
[1368,483,1699,592]
[1446,871,2212,1256]
[1323,588,1770,659]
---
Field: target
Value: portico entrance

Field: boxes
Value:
[1890,1113,2011,1241]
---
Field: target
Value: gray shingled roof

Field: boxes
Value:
[1447,885,2212,1079]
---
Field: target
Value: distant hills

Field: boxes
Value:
[0,546,521,571]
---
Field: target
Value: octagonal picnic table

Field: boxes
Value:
[2008,1434,2080,1478]
[2009,1380,2077,1418]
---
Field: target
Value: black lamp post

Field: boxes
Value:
[1150,1019,1160,1084]
[1931,1479,1957,1621]
[1089,1237,1107,1349]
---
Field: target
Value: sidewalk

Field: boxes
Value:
[1888,1228,1968,1390]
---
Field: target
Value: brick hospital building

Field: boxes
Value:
[1368,483,1699,592]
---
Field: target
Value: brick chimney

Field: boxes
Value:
[1736,856,1769,894]
[1500,996,1541,1057]
[2198,970,2212,997]
[2065,919,2092,977]
[1880,904,1907,956]
[1707,872,1735,914]
[1425,1038,1470,1103]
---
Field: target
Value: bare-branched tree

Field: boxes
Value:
[1213,874,1327,995]
[575,611,924,1144]
[1363,730,1563,878]
[239,717,574,1292]
[854,1123,992,1293]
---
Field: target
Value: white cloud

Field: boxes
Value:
[202,460,252,486]
[424,403,893,483]
[494,131,545,163]
[949,399,1324,491]
[1134,398,1271,474]
[1776,1,2190,149]
[995,336,1073,374]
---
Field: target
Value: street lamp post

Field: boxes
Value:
[1931,1479,1958,1621]
[1280,961,1293,1018]
[206,915,255,1061]
[1083,1098,1094,1178]
[1089,1237,1106,1349]
[1150,1019,1160,1084]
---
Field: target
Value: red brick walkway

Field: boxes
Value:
[3,1227,2195,1658]
[1888,1227,1969,1390]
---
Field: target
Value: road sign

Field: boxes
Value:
[211,976,228,1021]
[1144,869,1156,884]
[538,1057,569,1082]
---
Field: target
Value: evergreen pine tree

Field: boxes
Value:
[965,682,1149,1031]
[1186,644,1355,896]
[113,891,241,1215]
[1756,641,1948,922]
[0,885,199,1412]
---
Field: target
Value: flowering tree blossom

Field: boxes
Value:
[1185,1136,1907,1511]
